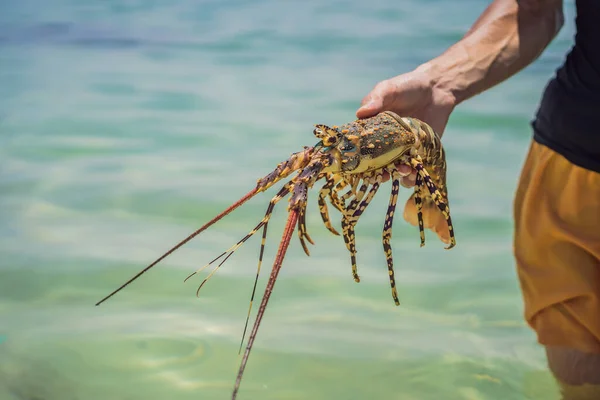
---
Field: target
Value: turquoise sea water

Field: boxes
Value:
[0,1,578,399]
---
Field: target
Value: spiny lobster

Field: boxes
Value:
[95,111,456,399]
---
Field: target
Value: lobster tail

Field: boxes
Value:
[403,192,452,245]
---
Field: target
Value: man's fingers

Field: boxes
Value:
[393,163,416,188]
[382,163,417,187]
[396,164,412,176]
[400,171,417,188]
[381,170,391,183]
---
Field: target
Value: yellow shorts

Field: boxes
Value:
[514,140,600,354]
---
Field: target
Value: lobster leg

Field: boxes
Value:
[329,179,348,213]
[410,156,456,249]
[341,179,369,252]
[382,168,402,306]
[340,177,360,206]
[317,174,341,236]
[237,183,293,354]
[231,210,299,400]
[414,174,426,247]
[297,204,315,256]
[339,178,368,277]
[341,175,382,283]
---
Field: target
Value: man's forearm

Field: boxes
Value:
[421,0,564,105]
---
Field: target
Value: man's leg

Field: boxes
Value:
[546,346,600,399]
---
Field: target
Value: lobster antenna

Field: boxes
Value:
[95,188,258,306]
[236,184,292,353]
[232,209,299,399]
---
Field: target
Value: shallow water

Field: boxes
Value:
[0,0,578,399]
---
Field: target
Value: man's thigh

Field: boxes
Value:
[513,140,600,395]
[513,140,600,353]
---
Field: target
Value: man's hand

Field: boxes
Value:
[356,65,456,188]
[354,0,563,244]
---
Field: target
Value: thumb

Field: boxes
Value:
[356,83,388,119]
[356,95,383,119]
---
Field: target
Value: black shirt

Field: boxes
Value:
[532,0,600,173]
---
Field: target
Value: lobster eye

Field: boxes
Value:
[323,136,336,146]
[342,142,356,151]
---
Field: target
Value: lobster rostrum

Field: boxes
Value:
[95,111,456,399]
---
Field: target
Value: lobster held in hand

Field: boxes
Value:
[313,111,456,297]
[95,111,456,400]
